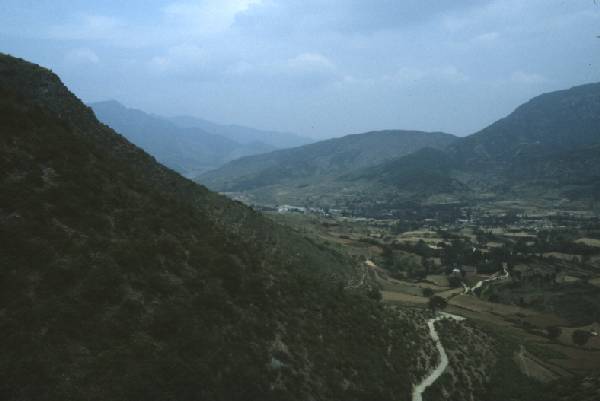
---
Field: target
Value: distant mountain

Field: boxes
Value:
[449,83,600,168]
[1,53,434,400]
[170,115,313,149]
[90,101,276,177]
[344,82,600,207]
[198,130,457,201]
[201,83,600,210]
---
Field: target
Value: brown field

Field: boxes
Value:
[514,347,560,383]
[556,323,600,350]
[545,344,600,371]
[425,274,449,287]
[381,291,428,305]
[543,252,581,262]
[448,295,566,327]
[575,238,600,248]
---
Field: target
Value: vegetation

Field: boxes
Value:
[428,296,448,313]
[0,54,431,401]
[572,330,591,346]
[198,129,457,198]
[546,326,562,340]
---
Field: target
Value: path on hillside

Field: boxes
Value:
[412,313,465,401]
[464,263,510,294]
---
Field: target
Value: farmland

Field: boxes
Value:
[267,206,600,383]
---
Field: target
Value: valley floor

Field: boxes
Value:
[265,209,600,400]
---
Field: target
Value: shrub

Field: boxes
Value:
[572,330,591,346]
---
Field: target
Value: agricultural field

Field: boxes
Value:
[268,208,600,381]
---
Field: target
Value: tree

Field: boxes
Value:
[572,330,591,346]
[448,275,462,288]
[428,295,447,313]
[546,326,562,340]
[422,288,434,297]
[367,287,382,301]
[423,258,434,275]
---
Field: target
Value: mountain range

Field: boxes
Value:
[198,130,457,204]
[90,100,312,177]
[169,114,312,148]
[199,83,600,209]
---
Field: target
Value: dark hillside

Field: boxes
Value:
[449,83,600,168]
[346,147,465,194]
[199,129,457,192]
[332,83,600,207]
[0,54,430,401]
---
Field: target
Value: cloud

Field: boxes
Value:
[287,53,336,74]
[471,31,500,45]
[236,0,493,35]
[164,0,262,35]
[383,66,469,86]
[64,48,100,65]
[148,43,209,75]
[49,14,123,41]
[509,71,548,85]
[222,52,340,87]
[5,0,598,138]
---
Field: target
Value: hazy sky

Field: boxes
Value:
[1,0,599,138]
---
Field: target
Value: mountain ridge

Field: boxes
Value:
[200,81,600,209]
[198,129,458,196]
[169,114,313,149]
[90,100,276,177]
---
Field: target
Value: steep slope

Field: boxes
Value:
[170,114,312,148]
[449,83,600,168]
[0,54,436,401]
[90,101,275,177]
[198,130,457,195]
[347,147,463,193]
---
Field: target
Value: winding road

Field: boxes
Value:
[412,313,465,401]
[412,264,509,400]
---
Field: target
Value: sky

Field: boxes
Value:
[1,0,599,139]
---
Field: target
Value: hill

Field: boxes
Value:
[90,100,276,177]
[0,53,443,401]
[350,82,600,207]
[169,115,312,149]
[198,130,457,203]
[220,83,600,211]
[449,83,600,168]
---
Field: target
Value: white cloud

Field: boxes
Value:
[383,66,469,85]
[509,71,548,85]
[286,52,336,75]
[164,0,263,35]
[149,43,208,74]
[64,48,100,65]
[50,14,123,41]
[471,31,500,44]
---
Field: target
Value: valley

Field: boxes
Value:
[3,1,600,400]
[265,205,600,399]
